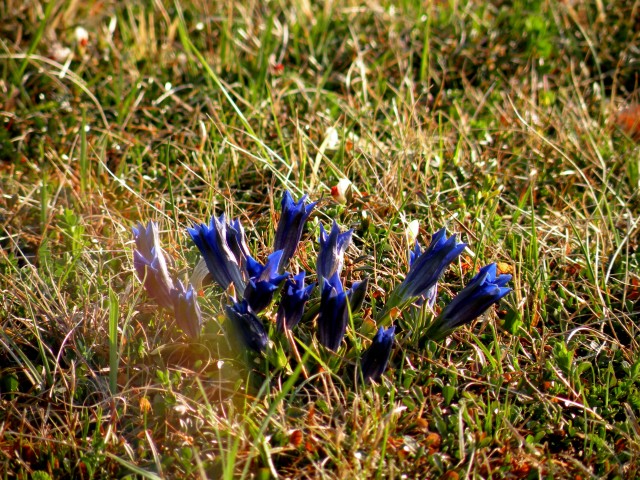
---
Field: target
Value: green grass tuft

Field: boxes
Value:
[1,0,640,478]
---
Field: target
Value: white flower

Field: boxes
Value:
[75,26,89,46]
[331,178,352,204]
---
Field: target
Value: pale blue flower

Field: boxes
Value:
[317,221,352,283]
[133,221,175,309]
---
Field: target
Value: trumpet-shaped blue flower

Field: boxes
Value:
[317,273,350,351]
[226,218,251,270]
[133,221,175,309]
[225,300,269,352]
[378,229,465,323]
[274,191,317,269]
[276,272,315,331]
[172,280,202,338]
[244,250,288,312]
[187,214,246,294]
[423,263,512,341]
[361,326,395,383]
[398,229,466,300]
[317,221,353,283]
[410,241,437,308]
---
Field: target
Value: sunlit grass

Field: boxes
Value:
[1,0,640,478]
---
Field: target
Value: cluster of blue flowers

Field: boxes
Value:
[132,190,512,383]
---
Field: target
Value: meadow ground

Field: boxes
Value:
[1,1,640,478]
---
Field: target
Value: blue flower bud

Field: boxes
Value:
[132,221,175,309]
[274,191,317,269]
[187,214,246,294]
[225,300,268,352]
[276,272,315,331]
[317,273,350,351]
[172,280,202,338]
[396,229,466,301]
[317,221,352,284]
[361,326,395,383]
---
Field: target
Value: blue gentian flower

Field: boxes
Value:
[361,326,395,383]
[226,218,251,270]
[409,241,438,308]
[187,214,246,295]
[317,221,353,283]
[423,263,512,341]
[172,280,202,338]
[225,300,269,352]
[133,221,175,309]
[347,277,369,314]
[276,272,315,331]
[317,273,350,351]
[409,241,422,266]
[244,250,288,312]
[397,229,466,300]
[378,228,465,323]
[273,191,317,269]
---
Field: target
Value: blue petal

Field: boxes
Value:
[172,280,202,338]
[276,271,315,331]
[361,326,395,383]
[273,191,317,268]
[317,273,349,351]
[225,300,268,352]
[187,216,246,294]
[424,263,512,341]
[397,229,466,301]
[317,221,353,282]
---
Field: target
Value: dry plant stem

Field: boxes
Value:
[284,326,308,380]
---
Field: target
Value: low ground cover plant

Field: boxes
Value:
[1,0,639,478]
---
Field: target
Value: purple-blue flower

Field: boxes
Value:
[317,273,350,351]
[317,221,353,283]
[172,280,202,338]
[273,191,317,269]
[397,229,466,300]
[226,218,251,271]
[243,250,288,312]
[133,221,175,309]
[361,326,395,383]
[276,272,315,331]
[423,263,512,341]
[187,214,246,295]
[377,228,465,324]
[225,300,269,352]
[133,221,203,339]
[410,241,437,308]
